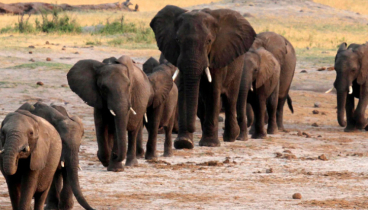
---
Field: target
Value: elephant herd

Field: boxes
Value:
[0,4,367,210]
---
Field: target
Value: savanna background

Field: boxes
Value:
[0,0,368,209]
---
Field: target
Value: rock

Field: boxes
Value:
[312,110,319,114]
[62,47,66,50]
[29,58,35,62]
[299,10,303,12]
[311,123,319,127]
[243,12,254,18]
[297,130,303,136]
[283,150,292,154]
[223,157,230,164]
[275,152,283,158]
[292,193,302,199]
[284,154,297,160]
[29,45,35,48]
[317,67,326,71]
[249,3,254,6]
[318,154,328,161]
[321,112,326,115]
[327,66,335,71]
[314,102,321,108]
[29,51,32,54]
[46,57,52,61]
[74,52,79,54]
[300,70,307,73]
[302,132,311,138]
[36,81,44,86]
[45,41,49,45]
[266,168,273,173]
[317,135,322,137]
[61,84,68,88]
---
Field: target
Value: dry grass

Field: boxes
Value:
[313,0,368,15]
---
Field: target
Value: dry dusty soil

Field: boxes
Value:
[1,0,368,209]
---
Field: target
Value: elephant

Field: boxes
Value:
[0,109,62,210]
[240,47,281,138]
[18,102,94,210]
[333,42,368,131]
[141,61,178,158]
[67,55,175,171]
[150,5,256,149]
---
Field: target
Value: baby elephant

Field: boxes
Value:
[0,109,62,210]
[18,102,94,210]
[142,59,178,159]
[243,47,280,139]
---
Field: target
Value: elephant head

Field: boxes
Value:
[150,5,256,132]
[244,47,280,90]
[0,110,52,175]
[334,43,368,126]
[143,57,160,74]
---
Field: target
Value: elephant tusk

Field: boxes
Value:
[61,161,65,167]
[250,85,253,91]
[172,69,179,81]
[110,110,116,116]
[349,86,353,94]
[78,165,82,171]
[144,113,148,123]
[325,87,334,94]
[25,146,30,153]
[130,107,137,115]
[205,67,212,83]
[0,149,4,154]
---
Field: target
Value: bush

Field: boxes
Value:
[37,8,81,33]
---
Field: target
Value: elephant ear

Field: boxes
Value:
[17,103,35,112]
[150,5,187,66]
[15,110,51,171]
[149,70,173,108]
[67,60,104,108]
[335,42,347,63]
[356,43,368,85]
[256,48,280,89]
[204,9,256,69]
[143,57,160,74]
[102,57,118,64]
[51,104,70,118]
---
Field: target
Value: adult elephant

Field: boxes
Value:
[333,42,368,131]
[150,5,256,149]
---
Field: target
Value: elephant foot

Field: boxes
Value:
[163,150,173,157]
[107,161,124,172]
[236,131,248,141]
[355,120,368,130]
[58,202,74,210]
[251,132,267,139]
[344,126,358,132]
[45,203,59,210]
[249,126,256,135]
[223,124,240,142]
[125,157,139,167]
[97,151,110,167]
[174,136,194,149]
[199,136,221,147]
[145,150,158,160]
[365,124,368,131]
[136,148,145,158]
[267,125,278,134]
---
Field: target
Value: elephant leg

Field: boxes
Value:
[34,187,51,210]
[354,85,368,129]
[223,92,240,142]
[45,169,62,210]
[126,126,140,166]
[199,82,221,147]
[276,96,287,131]
[344,93,356,132]
[246,103,254,128]
[19,171,40,209]
[236,88,248,141]
[94,108,111,167]
[59,169,74,210]
[197,95,206,131]
[146,108,162,160]
[267,86,279,134]
[5,175,21,210]
[172,107,179,134]
[252,92,267,139]
[164,113,175,157]
[136,124,145,158]
[107,122,124,172]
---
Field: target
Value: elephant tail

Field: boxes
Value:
[287,94,294,113]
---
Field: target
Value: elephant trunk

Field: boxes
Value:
[337,90,347,127]
[65,148,94,210]
[114,114,127,162]
[2,137,19,176]
[183,72,201,133]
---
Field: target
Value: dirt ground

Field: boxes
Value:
[1,0,368,209]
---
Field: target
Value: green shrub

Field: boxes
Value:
[37,8,81,33]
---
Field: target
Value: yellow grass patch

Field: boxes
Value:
[313,0,368,15]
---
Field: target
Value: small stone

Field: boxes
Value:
[300,70,307,73]
[29,59,35,62]
[321,112,326,115]
[312,110,319,114]
[29,51,32,54]
[284,154,297,160]
[223,157,230,164]
[61,84,69,88]
[318,154,328,161]
[314,102,321,108]
[302,132,311,138]
[249,3,254,6]
[293,193,302,199]
[299,10,303,12]
[327,66,335,71]
[266,168,273,173]
[29,45,35,48]
[283,150,292,154]
[306,172,313,175]
[297,131,303,136]
[46,57,52,61]
[317,67,326,71]
[45,41,50,45]
[275,152,283,158]
[317,135,322,137]
[312,123,319,127]
[74,52,79,54]
[36,81,44,86]
[62,47,66,50]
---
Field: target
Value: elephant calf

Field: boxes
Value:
[142,58,178,159]
[242,47,281,139]
[18,102,94,210]
[0,109,62,210]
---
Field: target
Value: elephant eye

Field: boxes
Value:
[207,39,212,44]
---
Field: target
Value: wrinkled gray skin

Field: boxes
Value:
[334,42,368,132]
[237,32,296,140]
[18,102,94,210]
[67,55,174,171]
[0,109,61,210]
[151,5,256,149]
[240,47,281,139]
[143,57,179,134]
[142,60,178,158]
